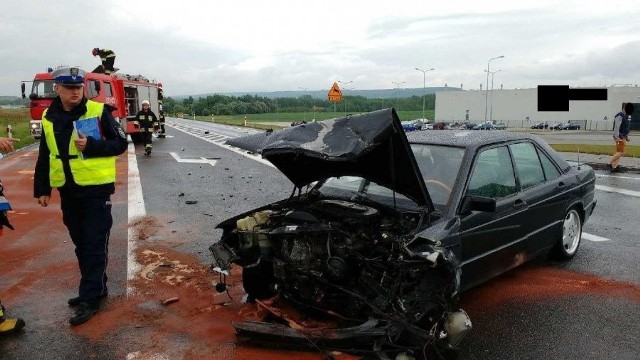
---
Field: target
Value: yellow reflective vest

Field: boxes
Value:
[41,100,116,187]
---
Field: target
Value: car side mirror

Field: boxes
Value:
[21,83,26,99]
[460,195,496,214]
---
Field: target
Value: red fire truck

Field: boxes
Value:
[21,67,166,140]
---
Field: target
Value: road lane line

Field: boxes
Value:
[127,140,145,296]
[582,232,610,242]
[596,174,640,180]
[595,185,640,198]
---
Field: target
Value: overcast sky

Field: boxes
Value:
[2,0,640,96]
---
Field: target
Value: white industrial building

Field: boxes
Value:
[435,86,640,130]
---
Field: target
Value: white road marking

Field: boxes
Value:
[596,173,640,180]
[582,232,610,242]
[595,184,640,198]
[170,152,217,167]
[127,139,145,296]
[167,121,275,168]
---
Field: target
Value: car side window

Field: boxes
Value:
[467,146,517,198]
[510,142,545,189]
[537,148,561,180]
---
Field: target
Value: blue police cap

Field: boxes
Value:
[51,66,86,87]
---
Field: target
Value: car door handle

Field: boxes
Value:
[513,198,527,209]
[558,181,566,188]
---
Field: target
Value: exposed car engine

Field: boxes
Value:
[211,197,470,357]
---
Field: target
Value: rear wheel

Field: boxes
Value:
[550,208,582,260]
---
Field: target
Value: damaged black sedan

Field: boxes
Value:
[210,108,596,358]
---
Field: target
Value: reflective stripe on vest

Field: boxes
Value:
[42,100,116,187]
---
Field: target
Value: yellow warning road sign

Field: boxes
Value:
[328,82,342,102]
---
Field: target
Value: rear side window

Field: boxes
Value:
[467,146,517,198]
[538,149,561,180]
[510,142,545,189]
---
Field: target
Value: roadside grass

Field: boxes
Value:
[549,143,640,158]
[0,108,37,150]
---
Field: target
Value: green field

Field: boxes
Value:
[0,108,37,150]
[193,110,435,126]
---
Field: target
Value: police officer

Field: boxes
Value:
[135,100,158,155]
[91,48,116,75]
[34,66,127,325]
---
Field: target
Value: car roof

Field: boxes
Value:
[407,130,538,149]
[406,130,571,170]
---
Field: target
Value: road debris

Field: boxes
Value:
[161,297,180,306]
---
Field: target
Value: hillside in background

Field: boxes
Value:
[171,86,462,100]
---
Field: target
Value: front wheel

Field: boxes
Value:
[550,208,582,260]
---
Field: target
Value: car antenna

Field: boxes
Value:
[577,147,581,170]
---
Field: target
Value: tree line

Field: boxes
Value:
[162,93,436,116]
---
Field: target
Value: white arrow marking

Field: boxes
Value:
[170,152,217,167]
[582,232,610,242]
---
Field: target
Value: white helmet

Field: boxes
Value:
[141,100,150,106]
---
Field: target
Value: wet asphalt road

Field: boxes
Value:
[1,119,638,359]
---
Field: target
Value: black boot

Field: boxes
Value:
[69,302,99,326]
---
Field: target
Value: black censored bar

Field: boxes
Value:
[538,85,608,111]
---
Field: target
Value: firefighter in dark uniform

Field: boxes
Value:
[135,100,158,155]
[34,66,128,325]
[91,48,116,75]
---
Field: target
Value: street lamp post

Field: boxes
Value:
[484,69,502,122]
[391,81,405,111]
[484,55,504,122]
[415,67,434,121]
[338,80,353,116]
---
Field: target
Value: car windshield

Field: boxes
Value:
[317,144,464,210]
[410,144,464,207]
[31,80,56,99]
[319,176,417,209]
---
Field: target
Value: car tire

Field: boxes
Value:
[550,208,582,260]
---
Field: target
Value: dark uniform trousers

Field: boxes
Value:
[61,195,112,303]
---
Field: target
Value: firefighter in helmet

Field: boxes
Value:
[91,48,116,75]
[135,100,158,155]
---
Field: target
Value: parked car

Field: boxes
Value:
[560,122,581,130]
[432,121,446,130]
[473,122,494,130]
[424,122,434,130]
[494,122,507,130]
[531,122,548,129]
[216,109,596,358]
[550,122,564,130]
[401,119,422,131]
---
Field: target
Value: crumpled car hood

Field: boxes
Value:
[226,108,433,208]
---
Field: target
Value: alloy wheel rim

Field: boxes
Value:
[562,210,581,254]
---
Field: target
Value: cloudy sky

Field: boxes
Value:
[2,0,640,96]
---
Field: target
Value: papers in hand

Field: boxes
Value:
[73,117,102,159]
[73,117,102,140]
